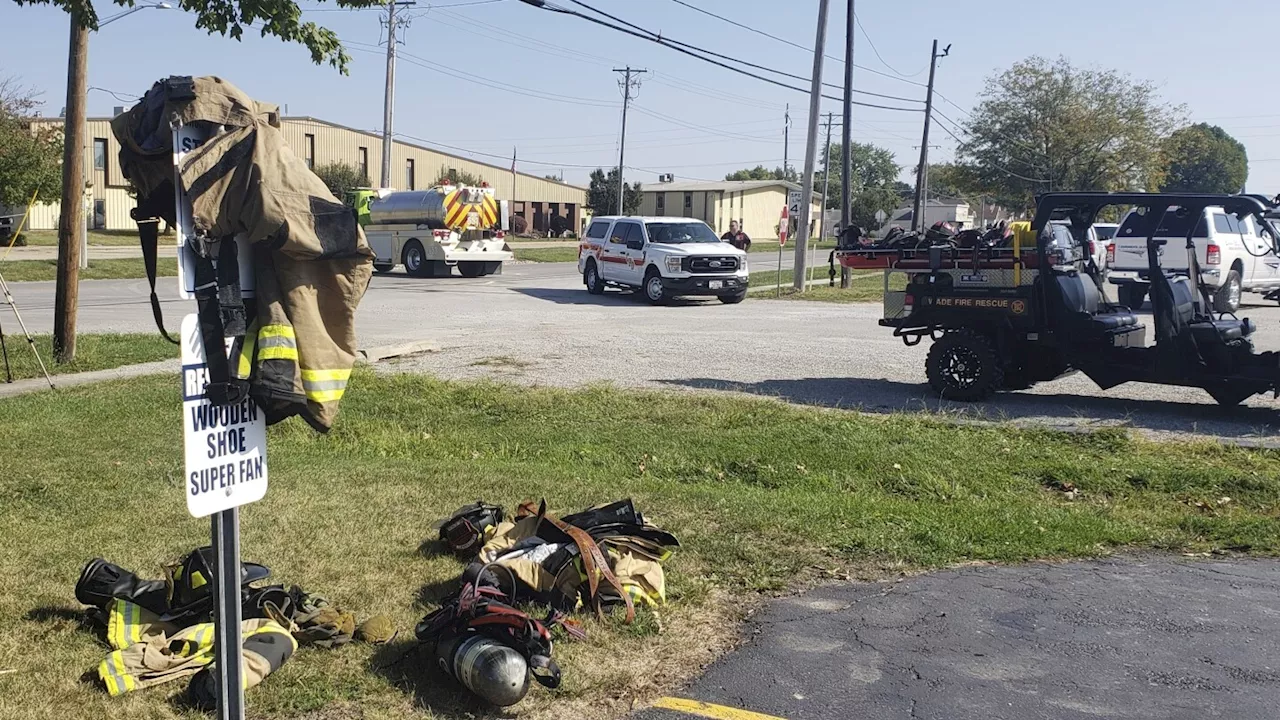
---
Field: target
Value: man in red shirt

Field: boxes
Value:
[721,220,751,251]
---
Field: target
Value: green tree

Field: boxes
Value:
[314,161,369,202]
[439,165,486,187]
[1160,123,1248,194]
[586,168,642,215]
[958,56,1182,211]
[819,142,901,229]
[13,0,381,72]
[0,76,62,209]
[724,165,794,181]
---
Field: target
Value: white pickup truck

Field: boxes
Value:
[1108,205,1279,312]
[578,216,749,304]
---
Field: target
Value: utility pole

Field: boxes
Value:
[791,0,831,291]
[380,1,415,189]
[783,104,790,179]
[613,67,646,215]
[53,14,88,363]
[839,0,856,288]
[814,112,834,288]
[911,40,947,233]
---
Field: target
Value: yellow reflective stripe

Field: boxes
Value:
[300,368,351,382]
[236,321,258,379]
[302,368,351,403]
[189,570,207,590]
[258,324,295,340]
[259,346,299,361]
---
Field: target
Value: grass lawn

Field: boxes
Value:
[12,229,147,247]
[0,333,177,381]
[0,257,177,282]
[2,370,1280,718]
[513,246,580,263]
[747,239,836,253]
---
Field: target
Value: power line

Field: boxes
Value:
[931,120,1049,184]
[521,0,923,112]
[563,0,922,103]
[853,14,926,78]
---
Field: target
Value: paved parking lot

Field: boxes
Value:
[5,260,1280,443]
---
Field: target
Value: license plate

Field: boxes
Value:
[709,280,723,289]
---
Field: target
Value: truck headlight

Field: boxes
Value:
[665,257,683,273]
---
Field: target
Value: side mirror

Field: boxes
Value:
[627,239,644,250]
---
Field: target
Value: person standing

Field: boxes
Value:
[721,220,751,251]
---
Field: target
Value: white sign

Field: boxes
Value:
[173,125,256,300]
[182,313,268,518]
[875,209,888,224]
[788,190,803,215]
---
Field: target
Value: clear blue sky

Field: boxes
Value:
[3,0,1278,192]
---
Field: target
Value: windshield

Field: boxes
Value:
[1117,207,1208,240]
[644,221,719,245]
[1094,225,1118,240]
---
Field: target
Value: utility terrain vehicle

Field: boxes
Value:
[839,193,1280,406]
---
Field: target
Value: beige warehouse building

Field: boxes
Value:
[18,115,586,233]
[637,179,823,241]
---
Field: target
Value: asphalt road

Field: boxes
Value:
[635,556,1280,720]
[5,259,1280,442]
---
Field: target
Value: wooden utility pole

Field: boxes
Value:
[613,66,646,215]
[911,40,946,234]
[791,0,831,290]
[53,15,88,364]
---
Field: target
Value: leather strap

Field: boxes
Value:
[130,206,178,344]
[520,500,635,624]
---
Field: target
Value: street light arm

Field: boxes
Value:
[99,2,170,27]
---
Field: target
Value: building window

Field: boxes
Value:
[93,199,106,230]
[683,192,693,217]
[655,194,665,216]
[93,138,107,172]
[304,133,315,169]
[358,147,368,180]
[406,158,415,190]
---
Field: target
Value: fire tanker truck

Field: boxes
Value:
[350,182,512,278]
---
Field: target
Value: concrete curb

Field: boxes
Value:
[0,341,438,400]
[357,340,439,364]
[0,358,180,400]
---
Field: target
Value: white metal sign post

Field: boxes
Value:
[175,122,264,720]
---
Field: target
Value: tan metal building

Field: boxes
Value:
[17,116,586,233]
[637,179,823,241]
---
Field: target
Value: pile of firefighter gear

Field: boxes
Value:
[841,220,1017,252]
[110,75,373,432]
[76,547,392,706]
[418,498,679,706]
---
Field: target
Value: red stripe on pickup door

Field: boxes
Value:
[600,256,628,264]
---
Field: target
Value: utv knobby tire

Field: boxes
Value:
[1213,269,1242,314]
[926,330,1003,402]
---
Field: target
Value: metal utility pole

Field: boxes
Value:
[380,1,415,189]
[791,0,831,291]
[839,0,856,288]
[613,67,646,215]
[53,14,88,363]
[911,40,946,233]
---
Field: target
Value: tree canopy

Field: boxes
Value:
[12,0,382,72]
[957,56,1182,211]
[1160,123,1248,194]
[586,168,642,215]
[0,76,62,209]
[724,165,795,182]
[315,162,369,202]
[819,142,901,229]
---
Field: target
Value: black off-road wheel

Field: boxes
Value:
[1117,284,1147,311]
[926,330,1004,402]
